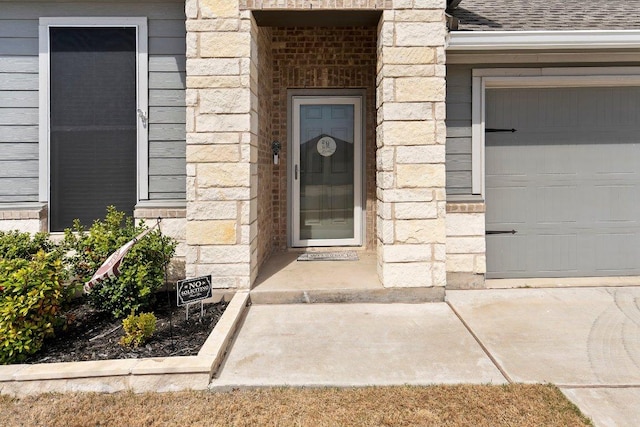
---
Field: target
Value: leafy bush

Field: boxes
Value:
[0,230,58,260]
[63,206,176,319]
[0,251,66,364]
[119,312,157,348]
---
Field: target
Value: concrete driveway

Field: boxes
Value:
[447,287,640,427]
[210,286,640,427]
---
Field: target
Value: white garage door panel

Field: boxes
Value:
[486,87,640,279]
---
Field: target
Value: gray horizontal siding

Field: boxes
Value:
[0,160,38,178]
[0,178,38,199]
[0,56,38,73]
[446,156,471,172]
[149,19,186,38]
[148,12,186,200]
[0,90,38,107]
[0,2,185,19]
[446,65,473,195]
[149,107,186,124]
[149,175,186,200]
[149,140,185,158]
[0,73,38,90]
[0,0,186,203]
[150,90,186,107]
[0,108,38,125]
[446,173,472,195]
[149,158,185,175]
[149,56,185,73]
[0,143,38,160]
[0,38,38,56]
[0,20,38,38]
[149,72,187,89]
[148,124,185,141]
[149,37,186,55]
[0,126,38,143]
[149,175,185,192]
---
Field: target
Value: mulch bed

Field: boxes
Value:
[25,292,228,364]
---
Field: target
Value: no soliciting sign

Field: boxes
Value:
[177,275,212,306]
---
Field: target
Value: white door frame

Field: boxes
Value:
[291,95,363,247]
[38,17,149,227]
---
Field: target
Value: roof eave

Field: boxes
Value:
[447,30,640,51]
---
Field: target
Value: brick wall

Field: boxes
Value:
[271,26,378,250]
[256,26,274,268]
[0,205,47,234]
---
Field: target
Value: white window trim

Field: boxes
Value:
[471,67,640,196]
[38,17,149,213]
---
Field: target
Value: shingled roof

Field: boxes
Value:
[449,0,640,31]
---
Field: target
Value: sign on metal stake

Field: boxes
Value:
[177,275,212,319]
[184,301,205,320]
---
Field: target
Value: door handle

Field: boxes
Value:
[295,164,298,180]
[486,230,517,235]
[485,128,516,133]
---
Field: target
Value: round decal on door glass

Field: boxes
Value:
[317,136,337,157]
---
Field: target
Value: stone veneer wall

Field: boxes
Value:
[134,206,187,282]
[186,0,448,290]
[271,26,378,250]
[445,202,486,288]
[185,0,256,288]
[375,3,448,288]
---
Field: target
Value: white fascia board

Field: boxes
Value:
[447,30,640,51]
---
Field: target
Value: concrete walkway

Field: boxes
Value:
[212,303,505,387]
[210,286,640,427]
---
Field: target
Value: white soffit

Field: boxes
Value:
[447,30,640,50]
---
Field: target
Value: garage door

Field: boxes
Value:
[486,86,640,279]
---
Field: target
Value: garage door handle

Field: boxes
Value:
[485,128,517,133]
[486,230,517,235]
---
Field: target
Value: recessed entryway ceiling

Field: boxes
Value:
[252,10,382,27]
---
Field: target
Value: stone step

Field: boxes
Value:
[248,286,445,305]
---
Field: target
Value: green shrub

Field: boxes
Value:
[0,230,58,260]
[119,312,157,348]
[0,250,66,364]
[63,206,176,319]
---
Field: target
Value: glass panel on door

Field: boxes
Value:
[299,104,355,240]
[292,96,362,246]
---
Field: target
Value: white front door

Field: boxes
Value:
[292,96,363,246]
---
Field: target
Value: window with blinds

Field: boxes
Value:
[49,27,137,231]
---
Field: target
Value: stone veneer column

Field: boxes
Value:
[445,202,486,289]
[185,0,257,289]
[376,1,447,288]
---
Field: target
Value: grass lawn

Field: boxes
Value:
[0,384,592,426]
